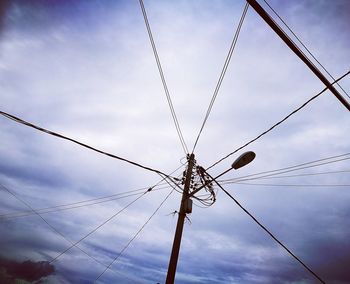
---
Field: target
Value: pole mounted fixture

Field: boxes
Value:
[246,0,350,111]
[232,151,256,169]
[166,152,256,283]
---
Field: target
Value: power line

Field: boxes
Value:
[0,110,171,179]
[0,164,185,220]
[138,0,189,154]
[0,183,140,283]
[0,187,170,220]
[262,0,350,99]
[220,154,350,184]
[230,182,350,187]
[207,70,350,170]
[49,191,147,264]
[191,2,249,153]
[246,0,350,111]
[236,169,350,181]
[203,172,325,284]
[94,188,175,282]
[48,165,181,265]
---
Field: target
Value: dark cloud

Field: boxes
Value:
[0,0,10,35]
[3,0,133,36]
[0,258,55,282]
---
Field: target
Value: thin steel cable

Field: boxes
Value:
[220,155,350,183]
[237,169,350,181]
[227,182,350,187]
[1,190,166,220]
[192,2,249,153]
[248,0,327,92]
[94,188,175,282]
[48,163,182,264]
[204,172,325,284]
[207,70,350,170]
[263,0,350,99]
[0,111,171,178]
[49,192,147,264]
[139,0,189,154]
[0,183,139,283]
[0,164,185,220]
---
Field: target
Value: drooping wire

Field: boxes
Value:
[192,2,249,153]
[263,0,350,99]
[0,164,185,220]
[235,169,350,181]
[49,192,147,264]
[203,172,326,284]
[0,111,171,179]
[207,70,350,170]
[0,186,171,220]
[219,154,350,184]
[0,183,140,283]
[228,182,350,187]
[48,163,183,264]
[94,188,175,282]
[138,0,189,154]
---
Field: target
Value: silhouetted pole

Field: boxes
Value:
[246,0,350,111]
[166,153,195,284]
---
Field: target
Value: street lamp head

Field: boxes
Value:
[231,151,256,170]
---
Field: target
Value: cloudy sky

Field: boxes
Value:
[0,0,349,283]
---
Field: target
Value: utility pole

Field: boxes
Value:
[166,153,195,284]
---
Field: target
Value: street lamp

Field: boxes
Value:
[231,151,256,170]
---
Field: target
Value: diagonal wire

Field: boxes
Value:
[0,185,152,218]
[0,165,184,221]
[94,188,175,282]
[0,110,171,179]
[0,191,155,220]
[263,0,350,99]
[231,170,350,181]
[207,70,350,170]
[192,2,249,153]
[48,164,182,264]
[49,192,147,264]
[229,182,350,187]
[204,172,325,284]
[0,183,140,283]
[138,0,189,154]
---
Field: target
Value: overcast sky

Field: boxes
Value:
[0,0,350,283]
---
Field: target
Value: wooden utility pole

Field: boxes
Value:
[166,154,195,284]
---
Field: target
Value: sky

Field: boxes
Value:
[0,0,349,283]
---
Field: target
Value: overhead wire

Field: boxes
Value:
[219,154,350,184]
[0,185,171,220]
[48,163,183,265]
[262,0,350,99]
[236,169,350,181]
[1,164,184,281]
[138,0,189,154]
[0,111,172,179]
[0,183,140,283]
[49,191,147,264]
[248,0,350,112]
[231,182,350,187]
[0,164,185,220]
[94,188,175,282]
[191,2,249,153]
[203,172,326,284]
[207,70,350,170]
